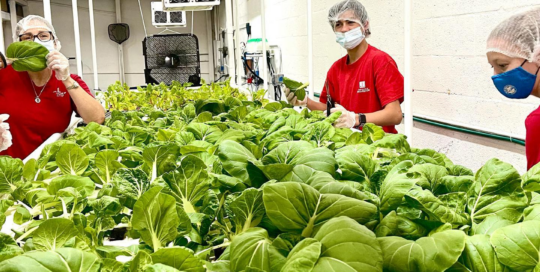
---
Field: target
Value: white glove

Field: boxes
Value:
[330,104,357,128]
[46,50,70,81]
[0,114,13,152]
[284,87,307,107]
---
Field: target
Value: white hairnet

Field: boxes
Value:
[328,0,371,37]
[487,8,540,64]
[14,15,61,51]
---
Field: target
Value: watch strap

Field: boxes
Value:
[358,113,366,126]
[66,81,79,90]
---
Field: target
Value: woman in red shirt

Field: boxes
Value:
[284,0,404,134]
[486,8,540,170]
[0,15,104,159]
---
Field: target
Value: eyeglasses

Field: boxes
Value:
[19,31,54,42]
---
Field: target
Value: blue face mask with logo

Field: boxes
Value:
[492,60,540,99]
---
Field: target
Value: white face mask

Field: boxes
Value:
[34,40,56,52]
[335,27,365,50]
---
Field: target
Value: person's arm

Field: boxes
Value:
[358,100,402,127]
[307,98,327,111]
[63,77,105,124]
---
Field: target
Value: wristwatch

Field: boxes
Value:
[358,113,367,127]
[66,80,79,91]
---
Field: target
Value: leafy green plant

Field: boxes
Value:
[6,41,48,72]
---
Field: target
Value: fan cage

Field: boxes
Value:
[143,34,201,86]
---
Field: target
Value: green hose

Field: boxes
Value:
[313,92,525,146]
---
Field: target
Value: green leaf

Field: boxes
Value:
[405,188,469,226]
[0,232,23,262]
[522,162,540,192]
[361,123,386,144]
[312,216,383,272]
[281,238,321,272]
[151,247,205,272]
[0,248,101,272]
[375,211,428,240]
[218,140,267,187]
[226,188,263,232]
[142,144,179,183]
[130,250,153,272]
[471,214,514,236]
[32,218,80,251]
[378,230,466,272]
[263,182,377,237]
[162,155,210,214]
[379,161,420,215]
[229,228,285,272]
[112,168,150,209]
[132,186,180,251]
[0,156,23,194]
[468,159,528,224]
[95,150,125,184]
[336,150,379,183]
[56,143,89,175]
[462,235,510,272]
[6,41,48,72]
[282,77,307,101]
[47,175,95,198]
[490,221,540,271]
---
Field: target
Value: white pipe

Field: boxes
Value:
[404,0,412,141]
[261,0,268,92]
[43,0,52,24]
[0,1,4,53]
[234,0,240,85]
[89,0,99,91]
[224,0,236,83]
[307,0,313,99]
[205,11,215,82]
[8,0,16,43]
[414,113,525,140]
[72,0,83,78]
[115,0,125,84]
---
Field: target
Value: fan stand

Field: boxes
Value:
[157,27,183,35]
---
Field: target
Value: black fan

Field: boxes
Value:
[143,34,201,86]
[170,11,183,23]
[154,11,168,24]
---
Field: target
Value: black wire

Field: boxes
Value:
[242,52,264,84]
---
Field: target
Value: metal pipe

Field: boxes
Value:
[224,0,236,83]
[115,0,125,84]
[0,1,4,53]
[8,0,16,43]
[404,0,412,141]
[307,0,313,99]
[261,0,268,92]
[43,0,52,24]
[413,113,525,142]
[234,0,240,85]
[71,0,83,78]
[88,0,99,91]
[205,10,215,82]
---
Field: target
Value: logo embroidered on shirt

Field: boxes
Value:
[357,81,370,93]
[53,88,66,98]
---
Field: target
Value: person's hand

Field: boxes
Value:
[284,87,307,107]
[46,50,70,81]
[330,104,356,128]
[0,114,12,152]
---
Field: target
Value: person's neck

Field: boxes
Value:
[346,41,369,65]
[28,69,52,87]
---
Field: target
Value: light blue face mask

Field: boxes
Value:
[33,39,56,52]
[492,60,540,99]
[335,27,365,50]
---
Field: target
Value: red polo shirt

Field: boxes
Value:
[0,66,93,159]
[319,45,404,134]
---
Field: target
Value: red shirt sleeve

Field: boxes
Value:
[526,110,540,170]
[374,59,404,107]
